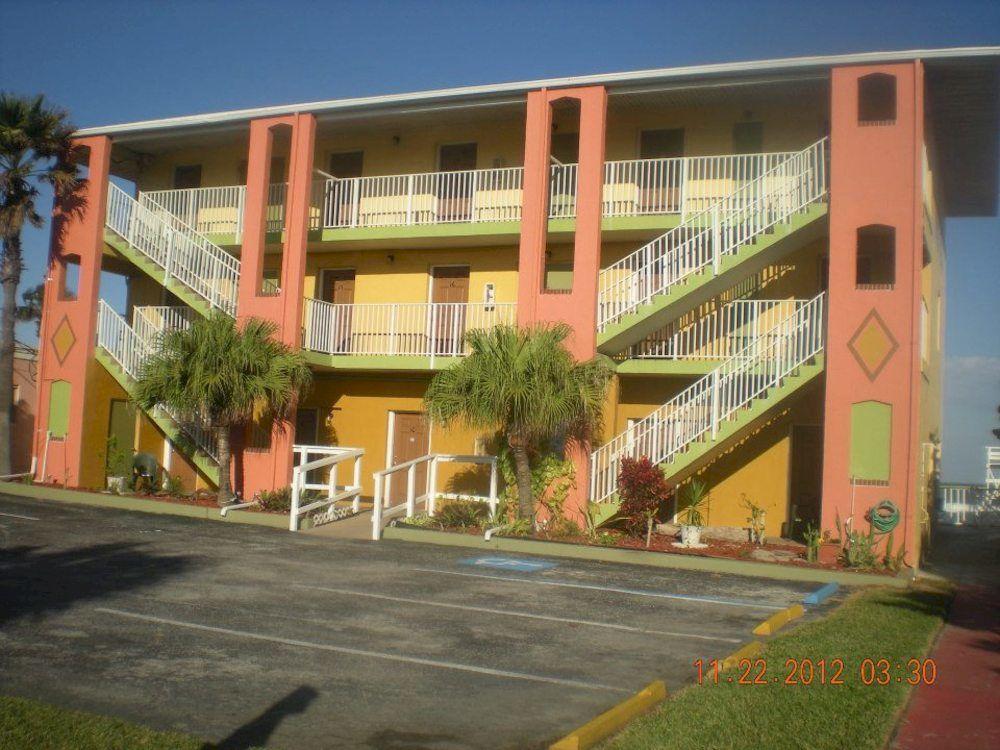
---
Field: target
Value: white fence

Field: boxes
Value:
[628,298,811,360]
[138,149,802,239]
[591,292,825,503]
[107,183,241,316]
[302,299,517,360]
[371,454,499,540]
[97,300,219,461]
[598,138,828,331]
[289,445,364,531]
[937,483,997,525]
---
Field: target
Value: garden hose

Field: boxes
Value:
[867,499,900,534]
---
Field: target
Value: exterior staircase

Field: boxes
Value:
[590,292,826,507]
[596,138,828,354]
[96,300,219,484]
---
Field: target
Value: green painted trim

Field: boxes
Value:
[597,204,828,353]
[303,350,461,372]
[0,481,288,528]
[615,359,722,375]
[47,380,71,438]
[849,400,892,481]
[382,525,909,587]
[94,349,220,486]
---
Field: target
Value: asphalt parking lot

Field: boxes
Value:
[0,493,833,749]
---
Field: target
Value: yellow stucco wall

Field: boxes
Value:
[79,360,129,489]
[301,374,490,499]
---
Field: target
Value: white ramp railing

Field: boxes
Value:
[97,300,218,461]
[598,138,828,331]
[591,292,825,504]
[107,183,241,316]
[289,445,365,531]
[371,454,499,540]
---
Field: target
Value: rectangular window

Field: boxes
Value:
[849,401,891,482]
[920,298,930,367]
[640,129,685,159]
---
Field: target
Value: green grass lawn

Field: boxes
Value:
[603,585,951,750]
[0,696,209,750]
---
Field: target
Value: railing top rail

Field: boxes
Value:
[294,448,365,474]
[375,454,435,477]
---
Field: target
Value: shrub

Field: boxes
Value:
[679,479,709,527]
[618,456,672,547]
[436,499,489,529]
[159,474,187,498]
[257,486,292,512]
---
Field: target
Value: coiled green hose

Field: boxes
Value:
[867,499,900,534]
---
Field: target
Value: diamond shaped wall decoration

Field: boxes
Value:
[847,309,898,381]
[51,315,77,365]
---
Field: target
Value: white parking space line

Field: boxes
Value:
[411,568,788,611]
[95,607,631,694]
[0,510,40,521]
[293,584,742,644]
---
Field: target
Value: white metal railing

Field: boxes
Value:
[598,138,828,331]
[132,306,195,347]
[139,149,805,238]
[107,183,241,316]
[302,299,517,361]
[289,445,365,531]
[97,300,218,461]
[937,483,997,525]
[628,298,811,360]
[371,454,499,540]
[590,292,825,504]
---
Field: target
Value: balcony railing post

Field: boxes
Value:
[350,179,360,228]
[711,204,721,275]
[711,368,721,440]
[163,229,174,286]
[405,174,414,226]
[679,158,689,219]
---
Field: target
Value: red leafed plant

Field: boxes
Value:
[618,456,672,547]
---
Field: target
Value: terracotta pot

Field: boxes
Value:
[818,542,840,565]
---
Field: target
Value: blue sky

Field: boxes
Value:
[2,0,997,482]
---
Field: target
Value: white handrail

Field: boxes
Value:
[590,292,825,504]
[302,299,517,361]
[132,306,194,347]
[138,149,803,236]
[371,453,499,540]
[289,445,365,531]
[598,138,828,331]
[96,300,219,461]
[627,298,811,361]
[107,183,241,316]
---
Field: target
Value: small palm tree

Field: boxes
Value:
[424,324,612,520]
[133,314,312,503]
[0,93,77,474]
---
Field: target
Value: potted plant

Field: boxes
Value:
[105,437,132,494]
[678,479,708,547]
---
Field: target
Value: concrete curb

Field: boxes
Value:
[753,604,806,636]
[0,481,288,529]
[383,525,910,587]
[549,681,667,750]
[721,641,763,671]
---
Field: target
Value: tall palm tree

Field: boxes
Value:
[0,93,77,474]
[133,314,312,503]
[424,323,612,520]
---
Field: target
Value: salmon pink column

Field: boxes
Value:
[517,86,607,519]
[820,63,925,565]
[236,113,316,497]
[32,136,112,487]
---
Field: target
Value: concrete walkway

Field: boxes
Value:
[893,525,1000,750]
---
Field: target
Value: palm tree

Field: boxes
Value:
[0,93,77,475]
[424,323,612,520]
[133,314,312,503]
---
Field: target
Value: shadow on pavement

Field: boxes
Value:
[215,685,318,750]
[0,542,195,627]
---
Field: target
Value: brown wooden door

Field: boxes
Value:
[639,129,684,211]
[328,152,364,225]
[431,267,469,355]
[390,412,429,503]
[789,425,823,534]
[321,270,355,353]
[438,143,477,221]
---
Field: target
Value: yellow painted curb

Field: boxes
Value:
[753,603,805,636]
[720,641,763,671]
[550,680,667,750]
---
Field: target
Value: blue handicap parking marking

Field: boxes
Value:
[459,556,557,572]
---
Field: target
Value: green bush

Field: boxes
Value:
[436,499,489,529]
[257,486,292,512]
